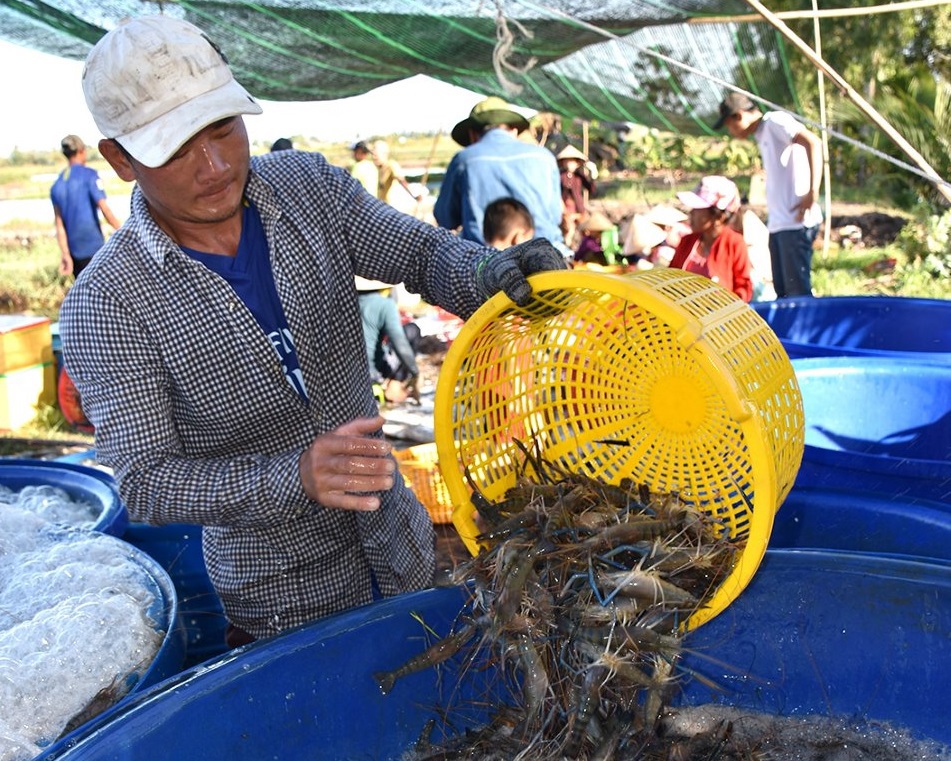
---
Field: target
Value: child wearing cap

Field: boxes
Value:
[669,176,753,302]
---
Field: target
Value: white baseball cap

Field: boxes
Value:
[82,15,263,168]
[676,176,741,214]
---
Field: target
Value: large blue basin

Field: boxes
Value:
[793,357,951,504]
[753,295,951,361]
[0,459,128,536]
[7,528,184,756]
[37,550,951,759]
[771,486,951,563]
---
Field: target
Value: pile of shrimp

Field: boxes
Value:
[375,447,742,760]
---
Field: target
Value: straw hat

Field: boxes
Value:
[556,145,587,163]
[581,211,616,233]
[451,97,531,146]
[354,276,393,291]
[644,204,688,227]
[623,214,667,255]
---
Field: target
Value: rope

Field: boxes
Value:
[492,0,538,96]
[812,0,832,254]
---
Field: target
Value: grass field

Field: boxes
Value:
[0,134,458,201]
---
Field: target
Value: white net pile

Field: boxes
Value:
[0,510,164,761]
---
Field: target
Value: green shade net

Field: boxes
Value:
[0,0,799,135]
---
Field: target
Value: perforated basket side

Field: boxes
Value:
[434,268,804,630]
[629,269,805,504]
[395,443,454,524]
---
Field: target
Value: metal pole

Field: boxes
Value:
[741,0,951,203]
[812,0,833,256]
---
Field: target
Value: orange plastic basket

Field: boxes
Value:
[395,443,453,524]
[433,269,804,629]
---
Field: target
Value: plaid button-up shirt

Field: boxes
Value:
[61,149,490,639]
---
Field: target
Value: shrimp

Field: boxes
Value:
[563,664,608,759]
[580,518,681,552]
[374,620,480,695]
[573,640,658,690]
[513,633,549,722]
[597,567,700,608]
[496,540,555,625]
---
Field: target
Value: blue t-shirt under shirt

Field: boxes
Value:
[182,202,308,401]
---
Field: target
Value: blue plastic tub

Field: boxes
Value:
[11,529,185,756]
[36,550,951,759]
[771,487,951,563]
[108,535,187,692]
[753,295,951,361]
[792,358,951,504]
[0,459,128,536]
[124,523,229,668]
[46,449,227,667]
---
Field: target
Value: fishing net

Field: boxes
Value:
[0,0,799,135]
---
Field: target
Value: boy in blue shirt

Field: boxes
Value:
[50,135,122,277]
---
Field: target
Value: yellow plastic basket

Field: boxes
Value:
[395,443,454,524]
[433,268,804,629]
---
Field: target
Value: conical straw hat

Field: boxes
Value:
[644,204,688,227]
[582,211,616,233]
[556,145,588,162]
[623,214,667,255]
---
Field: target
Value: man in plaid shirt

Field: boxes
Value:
[61,15,565,645]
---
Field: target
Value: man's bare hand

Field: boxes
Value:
[794,189,816,221]
[298,416,395,511]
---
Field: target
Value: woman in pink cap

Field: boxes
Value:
[669,176,753,302]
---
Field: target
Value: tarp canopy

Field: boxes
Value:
[0,0,800,135]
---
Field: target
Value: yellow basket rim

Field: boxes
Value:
[434,269,786,630]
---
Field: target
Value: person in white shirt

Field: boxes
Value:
[714,93,823,298]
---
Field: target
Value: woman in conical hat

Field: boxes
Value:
[573,211,619,266]
[556,144,596,248]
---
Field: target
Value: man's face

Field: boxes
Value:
[104,117,250,236]
[724,110,757,140]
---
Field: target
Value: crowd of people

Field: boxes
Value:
[54,13,824,651]
[338,89,822,304]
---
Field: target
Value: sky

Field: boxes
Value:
[0,38,496,156]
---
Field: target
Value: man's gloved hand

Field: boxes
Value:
[475,238,569,306]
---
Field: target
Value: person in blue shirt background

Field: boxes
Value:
[50,135,122,277]
[433,97,564,248]
[356,276,421,405]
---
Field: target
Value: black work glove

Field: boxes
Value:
[475,238,569,306]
